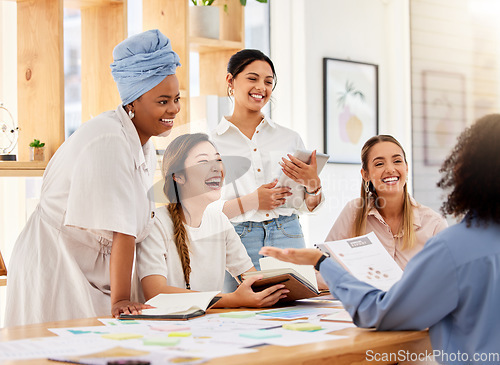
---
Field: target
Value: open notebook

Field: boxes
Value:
[120,291,221,320]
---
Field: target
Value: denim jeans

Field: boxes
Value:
[223,214,306,293]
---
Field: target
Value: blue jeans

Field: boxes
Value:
[223,214,306,293]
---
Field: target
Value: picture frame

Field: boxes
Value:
[323,58,378,164]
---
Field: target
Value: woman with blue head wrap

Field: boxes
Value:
[5,29,182,326]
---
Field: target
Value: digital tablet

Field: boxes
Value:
[276,149,329,209]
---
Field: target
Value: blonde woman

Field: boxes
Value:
[136,133,288,307]
[325,135,447,269]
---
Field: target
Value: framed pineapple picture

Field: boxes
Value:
[323,58,378,164]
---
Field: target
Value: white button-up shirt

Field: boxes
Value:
[211,116,323,223]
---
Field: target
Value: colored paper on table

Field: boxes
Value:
[320,309,353,323]
[239,330,282,339]
[282,322,322,331]
[219,311,256,319]
[168,332,192,337]
[150,324,190,332]
[101,333,144,340]
[143,337,180,346]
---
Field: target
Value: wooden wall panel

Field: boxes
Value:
[143,0,189,127]
[17,0,64,161]
[81,2,126,122]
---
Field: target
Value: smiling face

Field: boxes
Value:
[362,141,408,197]
[228,60,274,113]
[175,141,225,204]
[128,74,180,145]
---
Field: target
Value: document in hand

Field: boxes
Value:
[120,291,221,320]
[242,257,322,302]
[315,232,403,291]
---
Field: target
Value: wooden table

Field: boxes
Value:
[0,310,434,365]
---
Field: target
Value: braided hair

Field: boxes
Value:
[162,133,215,289]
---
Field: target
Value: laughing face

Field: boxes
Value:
[229,60,274,113]
[362,141,408,197]
[129,74,180,145]
[176,141,225,203]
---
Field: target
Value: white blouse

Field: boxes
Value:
[5,105,157,326]
[210,116,324,223]
[136,204,253,292]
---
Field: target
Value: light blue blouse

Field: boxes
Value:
[320,217,500,365]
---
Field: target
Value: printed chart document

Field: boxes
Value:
[120,291,221,320]
[243,257,323,302]
[316,232,403,291]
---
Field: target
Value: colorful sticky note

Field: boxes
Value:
[68,330,92,335]
[143,337,180,346]
[219,311,256,319]
[168,332,192,337]
[282,322,322,331]
[118,319,140,324]
[101,333,144,340]
[239,330,282,339]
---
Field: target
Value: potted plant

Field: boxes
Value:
[190,0,268,39]
[29,139,45,162]
[190,0,220,39]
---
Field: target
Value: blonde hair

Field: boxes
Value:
[162,133,214,288]
[353,135,416,250]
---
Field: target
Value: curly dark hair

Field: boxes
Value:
[437,114,500,225]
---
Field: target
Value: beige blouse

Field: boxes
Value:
[325,197,448,269]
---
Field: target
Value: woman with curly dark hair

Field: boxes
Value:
[438,113,500,225]
[259,114,500,364]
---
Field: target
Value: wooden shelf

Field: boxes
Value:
[64,0,123,8]
[3,0,244,180]
[189,37,244,53]
[0,161,48,177]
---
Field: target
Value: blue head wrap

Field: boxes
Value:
[110,29,181,106]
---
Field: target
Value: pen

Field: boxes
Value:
[262,325,283,330]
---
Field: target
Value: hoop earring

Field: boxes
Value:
[228,88,234,96]
[128,110,135,119]
[364,180,370,194]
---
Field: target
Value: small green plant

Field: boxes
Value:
[239,0,267,5]
[191,0,216,5]
[29,139,45,148]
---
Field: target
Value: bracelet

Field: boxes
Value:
[314,254,328,271]
[305,185,322,196]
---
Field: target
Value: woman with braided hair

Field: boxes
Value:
[136,133,288,307]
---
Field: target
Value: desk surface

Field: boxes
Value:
[0,310,432,365]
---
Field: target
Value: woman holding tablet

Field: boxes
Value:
[210,49,324,290]
[136,133,288,307]
[325,135,446,269]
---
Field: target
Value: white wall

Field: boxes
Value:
[270,0,412,246]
